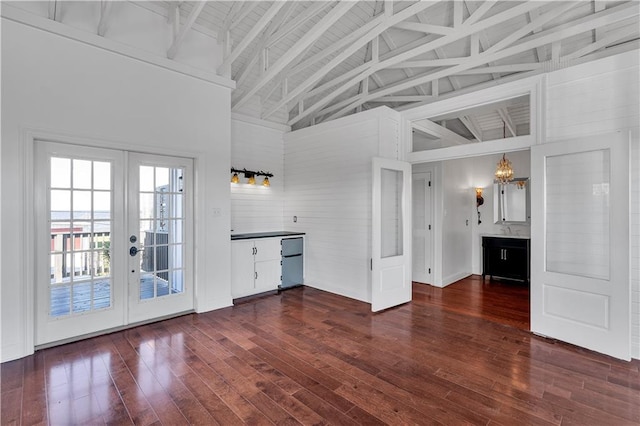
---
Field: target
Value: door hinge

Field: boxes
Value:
[428,181,431,187]
[370,258,373,271]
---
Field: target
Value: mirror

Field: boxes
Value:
[494,178,529,223]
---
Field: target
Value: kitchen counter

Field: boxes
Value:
[231,231,305,240]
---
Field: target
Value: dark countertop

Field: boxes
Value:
[231,231,305,240]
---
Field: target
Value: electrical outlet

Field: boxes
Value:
[293,216,297,223]
[212,208,222,217]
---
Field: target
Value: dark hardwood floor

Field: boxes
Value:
[2,279,639,425]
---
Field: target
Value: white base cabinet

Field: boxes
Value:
[231,238,282,298]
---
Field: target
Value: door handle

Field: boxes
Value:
[129,246,144,256]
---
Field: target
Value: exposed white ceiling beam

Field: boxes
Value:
[528,9,547,62]
[261,0,437,119]
[48,0,61,22]
[565,21,639,60]
[290,1,549,126]
[267,2,329,49]
[167,1,205,60]
[315,1,637,124]
[220,2,243,36]
[228,2,259,32]
[464,1,497,26]
[453,0,463,28]
[413,119,470,145]
[388,58,465,68]
[380,32,427,96]
[233,1,357,112]
[497,108,516,137]
[233,2,296,85]
[393,22,455,36]
[368,96,434,103]
[593,1,606,41]
[97,0,112,36]
[455,64,543,74]
[460,115,484,142]
[216,1,285,74]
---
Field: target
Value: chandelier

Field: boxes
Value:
[495,154,514,184]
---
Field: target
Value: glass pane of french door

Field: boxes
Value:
[49,157,113,316]
[36,142,125,346]
[137,165,185,300]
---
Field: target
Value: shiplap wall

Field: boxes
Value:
[283,108,400,303]
[545,50,640,359]
[230,117,286,233]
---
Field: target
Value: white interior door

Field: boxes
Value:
[412,172,433,284]
[372,157,412,312]
[35,142,126,345]
[128,153,194,323]
[531,132,630,360]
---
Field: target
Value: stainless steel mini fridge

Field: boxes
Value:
[281,237,303,289]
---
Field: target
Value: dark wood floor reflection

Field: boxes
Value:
[2,281,639,425]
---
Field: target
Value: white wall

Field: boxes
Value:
[283,108,400,303]
[440,161,473,286]
[5,1,222,75]
[1,17,232,361]
[545,50,640,359]
[230,116,287,233]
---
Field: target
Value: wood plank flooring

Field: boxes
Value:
[2,279,639,425]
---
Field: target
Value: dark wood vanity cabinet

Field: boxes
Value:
[482,236,530,285]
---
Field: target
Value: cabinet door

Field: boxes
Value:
[254,259,281,292]
[254,238,281,262]
[231,240,256,298]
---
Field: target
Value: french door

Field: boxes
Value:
[35,142,193,346]
[530,132,630,360]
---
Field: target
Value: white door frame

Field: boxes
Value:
[412,170,434,284]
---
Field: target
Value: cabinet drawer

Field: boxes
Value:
[482,236,528,249]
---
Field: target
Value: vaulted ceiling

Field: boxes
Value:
[128,2,640,129]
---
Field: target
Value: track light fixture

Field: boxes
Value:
[230,167,274,186]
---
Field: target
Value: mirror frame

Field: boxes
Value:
[494,177,530,224]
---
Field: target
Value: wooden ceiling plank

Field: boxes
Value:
[456,63,542,74]
[221,2,243,36]
[312,1,637,124]
[217,1,286,74]
[289,1,550,126]
[485,2,576,56]
[381,32,427,96]
[497,108,516,137]
[229,1,259,32]
[413,119,470,145]
[528,9,547,62]
[267,2,331,48]
[167,1,205,59]
[234,2,296,85]
[565,23,639,60]
[368,95,434,102]
[233,1,358,112]
[393,22,455,36]
[460,115,484,142]
[97,0,112,36]
[262,0,438,119]
[389,58,465,68]
[465,0,496,26]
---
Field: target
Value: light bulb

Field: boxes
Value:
[231,173,239,184]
